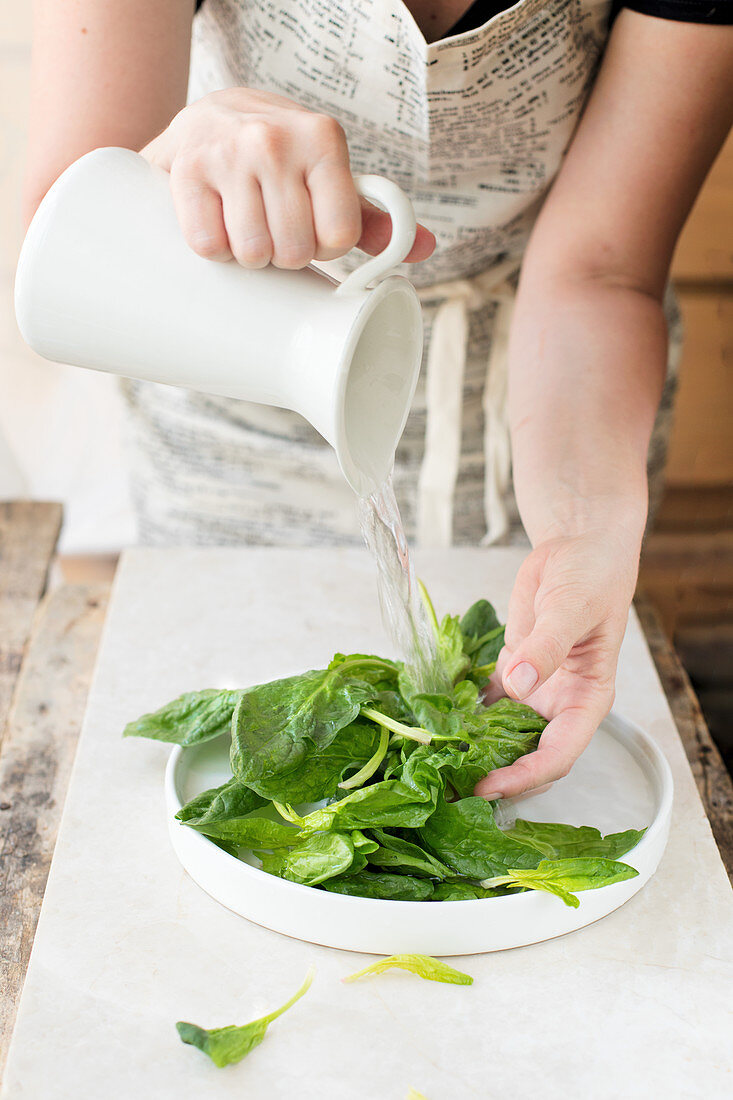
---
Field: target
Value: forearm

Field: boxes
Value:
[508,270,667,559]
[24,0,194,223]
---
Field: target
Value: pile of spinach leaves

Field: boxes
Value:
[125,590,644,907]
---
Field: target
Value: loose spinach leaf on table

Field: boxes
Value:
[343,954,473,985]
[481,857,639,908]
[124,689,242,745]
[176,967,314,1067]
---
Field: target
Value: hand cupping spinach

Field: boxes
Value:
[125,589,645,907]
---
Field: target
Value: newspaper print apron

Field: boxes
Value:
[122,0,681,547]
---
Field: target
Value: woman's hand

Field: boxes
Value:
[474,527,640,801]
[141,87,436,269]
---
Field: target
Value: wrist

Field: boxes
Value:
[522,484,648,553]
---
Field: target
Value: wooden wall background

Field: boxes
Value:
[639,129,733,768]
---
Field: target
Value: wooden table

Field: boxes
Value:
[1,501,732,1085]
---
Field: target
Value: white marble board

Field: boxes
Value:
[3,548,732,1099]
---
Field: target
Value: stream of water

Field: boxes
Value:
[358,475,448,693]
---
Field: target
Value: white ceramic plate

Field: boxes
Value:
[165,711,672,956]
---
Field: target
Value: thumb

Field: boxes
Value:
[503,594,594,700]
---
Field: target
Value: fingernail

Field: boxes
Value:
[478,791,502,801]
[506,662,538,698]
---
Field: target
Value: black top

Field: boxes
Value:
[195,0,733,29]
[446,0,732,34]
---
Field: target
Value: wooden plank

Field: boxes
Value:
[654,486,733,533]
[673,130,733,283]
[635,593,733,881]
[665,292,733,487]
[0,583,110,1083]
[0,502,62,751]
[640,529,733,585]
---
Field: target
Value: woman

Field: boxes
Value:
[23,1,732,800]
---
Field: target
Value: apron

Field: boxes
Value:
[122,0,681,547]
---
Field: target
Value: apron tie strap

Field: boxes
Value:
[416,260,519,548]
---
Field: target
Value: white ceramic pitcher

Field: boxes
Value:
[14,147,424,496]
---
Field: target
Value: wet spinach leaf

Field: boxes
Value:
[322,871,435,901]
[124,689,241,745]
[258,831,356,886]
[189,815,299,849]
[366,829,452,879]
[430,880,502,901]
[175,778,266,826]
[419,795,542,879]
[230,669,376,792]
[506,820,646,861]
[481,857,639,907]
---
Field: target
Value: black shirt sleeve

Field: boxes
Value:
[619,0,733,22]
[194,0,733,29]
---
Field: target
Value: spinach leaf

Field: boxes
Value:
[322,872,435,901]
[399,686,473,741]
[416,581,470,685]
[506,820,646,861]
[351,830,380,854]
[176,967,314,1067]
[360,705,432,745]
[419,795,541,879]
[258,831,356,886]
[124,689,241,745]
[438,732,543,800]
[481,857,640,908]
[328,653,399,690]
[343,954,473,985]
[338,724,390,791]
[279,753,443,834]
[230,669,376,793]
[460,599,502,651]
[366,829,452,879]
[459,599,505,685]
[244,719,382,803]
[189,815,299,849]
[431,881,501,901]
[175,778,266,826]
[482,698,547,733]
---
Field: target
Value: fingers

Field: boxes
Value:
[260,176,316,269]
[358,201,436,262]
[169,173,232,262]
[474,707,600,800]
[307,157,362,261]
[161,92,436,269]
[221,177,272,268]
[503,583,596,702]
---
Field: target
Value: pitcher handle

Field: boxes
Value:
[335,175,418,297]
